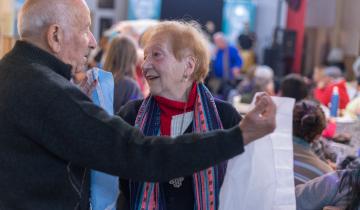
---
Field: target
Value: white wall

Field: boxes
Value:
[341,0,360,56]
[305,0,336,28]
[342,0,360,30]
[254,0,287,63]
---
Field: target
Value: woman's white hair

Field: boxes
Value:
[17,0,75,39]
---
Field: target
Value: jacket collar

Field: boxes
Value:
[9,40,72,80]
[293,136,311,150]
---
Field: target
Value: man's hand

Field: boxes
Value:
[239,93,276,145]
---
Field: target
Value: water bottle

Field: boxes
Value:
[330,86,339,117]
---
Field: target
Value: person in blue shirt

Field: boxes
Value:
[210,32,242,99]
[75,67,119,210]
[212,32,242,80]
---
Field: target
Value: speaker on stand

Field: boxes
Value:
[263,28,296,78]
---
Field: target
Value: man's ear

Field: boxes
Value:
[46,24,62,53]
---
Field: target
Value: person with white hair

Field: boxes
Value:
[0,0,277,209]
[327,48,345,72]
[230,65,275,104]
[253,65,275,95]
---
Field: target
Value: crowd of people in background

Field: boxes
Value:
[1,0,359,209]
[83,15,360,210]
[84,18,360,209]
[1,0,279,209]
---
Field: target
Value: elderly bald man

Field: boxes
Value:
[0,0,276,209]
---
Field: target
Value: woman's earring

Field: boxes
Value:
[182,74,188,82]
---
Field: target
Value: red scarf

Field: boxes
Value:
[154,83,197,136]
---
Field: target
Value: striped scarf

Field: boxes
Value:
[129,83,226,210]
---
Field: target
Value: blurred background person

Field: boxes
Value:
[88,36,109,68]
[326,48,345,73]
[313,66,350,111]
[296,166,360,210]
[344,58,360,120]
[312,66,353,148]
[74,66,119,210]
[279,73,309,102]
[237,22,256,52]
[292,100,334,185]
[106,22,150,98]
[103,35,143,113]
[117,23,150,97]
[237,22,256,74]
[234,65,274,104]
[117,21,242,210]
[276,73,338,171]
[209,32,243,100]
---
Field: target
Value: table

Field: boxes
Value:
[333,121,360,161]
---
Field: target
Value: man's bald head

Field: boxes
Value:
[18,0,88,41]
[17,0,97,77]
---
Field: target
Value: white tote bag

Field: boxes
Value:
[219,96,296,210]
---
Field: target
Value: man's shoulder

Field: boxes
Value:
[0,58,88,127]
[3,57,85,106]
[2,57,67,91]
[26,63,75,94]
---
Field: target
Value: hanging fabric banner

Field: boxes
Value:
[222,0,256,44]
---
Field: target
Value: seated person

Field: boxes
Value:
[313,66,350,110]
[293,100,334,185]
[279,73,309,102]
[296,166,360,210]
[236,65,274,104]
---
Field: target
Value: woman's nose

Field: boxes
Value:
[141,57,152,73]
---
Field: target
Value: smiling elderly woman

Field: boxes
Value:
[117,21,242,210]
